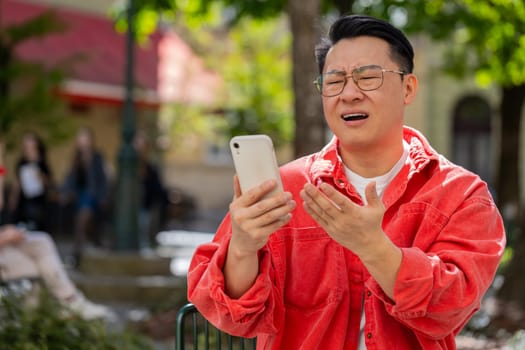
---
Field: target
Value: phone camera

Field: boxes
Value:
[233,142,240,149]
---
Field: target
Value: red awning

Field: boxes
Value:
[2,0,221,107]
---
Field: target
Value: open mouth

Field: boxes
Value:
[342,113,368,121]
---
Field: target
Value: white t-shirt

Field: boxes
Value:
[343,141,409,349]
[20,163,44,198]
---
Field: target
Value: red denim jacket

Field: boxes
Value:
[188,127,506,349]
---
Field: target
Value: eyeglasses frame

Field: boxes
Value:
[313,64,407,97]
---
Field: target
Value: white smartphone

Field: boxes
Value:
[230,135,284,197]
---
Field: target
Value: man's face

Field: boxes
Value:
[321,36,417,156]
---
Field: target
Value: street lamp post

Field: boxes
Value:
[114,0,139,251]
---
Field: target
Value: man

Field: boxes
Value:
[187,15,505,349]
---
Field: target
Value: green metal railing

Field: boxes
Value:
[175,303,256,350]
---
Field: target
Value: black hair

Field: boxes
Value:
[315,15,414,74]
[21,131,48,161]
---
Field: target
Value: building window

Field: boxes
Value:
[452,95,492,184]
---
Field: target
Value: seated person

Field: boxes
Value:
[0,224,115,321]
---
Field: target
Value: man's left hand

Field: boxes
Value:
[300,181,385,258]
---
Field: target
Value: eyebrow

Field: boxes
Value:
[325,69,346,75]
[325,64,383,75]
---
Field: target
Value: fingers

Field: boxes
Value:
[244,210,293,237]
[232,191,295,227]
[233,178,280,206]
[229,184,295,255]
[317,183,346,211]
[301,183,345,219]
[364,181,382,207]
[230,177,295,237]
[233,175,242,199]
[253,199,295,228]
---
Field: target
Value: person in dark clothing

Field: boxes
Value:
[61,126,108,265]
[134,131,166,249]
[0,140,5,221]
[8,132,54,231]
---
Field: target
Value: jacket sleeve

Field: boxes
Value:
[187,215,284,338]
[367,191,506,339]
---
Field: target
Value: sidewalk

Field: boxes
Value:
[54,237,183,349]
[105,302,175,350]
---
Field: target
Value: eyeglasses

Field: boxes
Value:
[313,64,407,97]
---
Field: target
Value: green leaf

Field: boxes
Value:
[475,69,493,88]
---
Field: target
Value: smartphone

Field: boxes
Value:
[230,135,284,197]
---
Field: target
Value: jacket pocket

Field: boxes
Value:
[270,226,346,312]
[387,202,449,249]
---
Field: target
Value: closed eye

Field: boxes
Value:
[359,75,381,80]
[326,79,345,85]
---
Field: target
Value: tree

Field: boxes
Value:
[0,9,71,150]
[189,0,355,156]
[362,0,525,312]
[120,0,357,157]
[287,0,324,157]
[157,13,293,157]
[122,1,383,159]
[218,17,294,147]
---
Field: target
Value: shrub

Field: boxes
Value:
[0,288,155,350]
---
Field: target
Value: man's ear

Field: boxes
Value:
[403,74,418,105]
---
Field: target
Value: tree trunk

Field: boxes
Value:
[495,85,525,216]
[287,0,325,158]
[496,84,525,308]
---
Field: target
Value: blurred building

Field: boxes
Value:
[402,35,499,190]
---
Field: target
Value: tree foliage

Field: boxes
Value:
[114,1,293,148]
[173,6,294,146]
[217,17,293,145]
[364,0,525,87]
[0,10,72,150]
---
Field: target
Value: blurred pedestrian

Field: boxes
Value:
[0,138,5,215]
[7,132,54,231]
[0,224,115,321]
[61,126,108,266]
[133,130,166,249]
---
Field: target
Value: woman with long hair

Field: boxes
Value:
[61,126,108,266]
[8,132,53,231]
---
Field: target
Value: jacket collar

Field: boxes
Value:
[403,126,440,176]
[308,126,439,201]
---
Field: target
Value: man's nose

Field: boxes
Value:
[339,77,364,100]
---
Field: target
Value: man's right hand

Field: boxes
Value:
[224,176,295,298]
[229,176,295,257]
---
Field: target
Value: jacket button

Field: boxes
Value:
[367,291,372,297]
[367,333,372,339]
